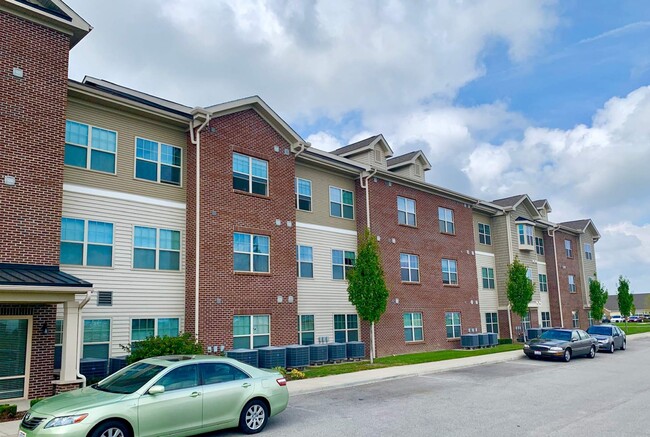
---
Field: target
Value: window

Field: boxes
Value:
[135,137,182,186]
[539,274,548,292]
[296,245,313,278]
[374,148,382,163]
[233,315,270,349]
[588,312,594,327]
[535,237,545,255]
[572,311,579,328]
[65,120,117,174]
[60,218,113,267]
[295,178,312,211]
[518,224,534,246]
[400,254,419,282]
[522,312,531,330]
[565,239,573,258]
[585,243,593,260]
[83,319,110,360]
[201,363,249,385]
[334,314,359,343]
[158,318,180,337]
[332,250,355,280]
[54,320,63,369]
[234,233,270,273]
[330,187,354,219]
[414,164,422,176]
[133,227,181,270]
[541,312,551,328]
[568,275,576,293]
[485,313,498,334]
[526,268,533,283]
[232,153,268,195]
[156,364,198,392]
[131,319,154,342]
[481,267,495,289]
[445,312,461,338]
[298,315,315,345]
[438,207,455,234]
[404,313,423,342]
[442,259,458,285]
[478,223,491,245]
[397,197,416,226]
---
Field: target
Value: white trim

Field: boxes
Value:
[63,184,186,210]
[474,251,495,258]
[0,286,90,294]
[296,221,358,236]
[536,261,547,265]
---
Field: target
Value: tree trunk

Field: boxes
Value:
[370,321,376,364]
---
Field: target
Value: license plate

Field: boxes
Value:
[19,431,26,437]
[534,351,541,356]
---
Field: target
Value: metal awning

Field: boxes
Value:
[0,264,92,288]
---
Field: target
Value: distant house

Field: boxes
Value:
[605,293,650,317]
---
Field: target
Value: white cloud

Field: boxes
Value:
[305,132,343,152]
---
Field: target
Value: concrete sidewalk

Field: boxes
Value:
[2,332,648,436]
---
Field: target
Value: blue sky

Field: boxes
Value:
[64,0,650,295]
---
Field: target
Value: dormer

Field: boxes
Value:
[331,134,393,170]
[386,150,432,182]
[533,199,552,219]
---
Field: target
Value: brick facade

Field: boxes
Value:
[0,11,69,265]
[185,109,299,351]
[358,178,481,356]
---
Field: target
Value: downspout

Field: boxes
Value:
[190,111,211,342]
[505,212,514,340]
[76,291,93,388]
[549,227,564,327]
[358,167,377,362]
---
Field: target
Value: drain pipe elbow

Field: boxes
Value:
[76,290,93,388]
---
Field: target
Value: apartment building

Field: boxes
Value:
[0,0,601,403]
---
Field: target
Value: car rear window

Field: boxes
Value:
[587,326,612,336]
[540,330,571,341]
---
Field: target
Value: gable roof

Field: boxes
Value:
[332,134,394,158]
[386,150,432,171]
[605,293,650,312]
[560,219,601,241]
[533,199,552,212]
[492,194,526,208]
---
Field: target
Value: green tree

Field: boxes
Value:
[122,332,204,364]
[617,275,634,329]
[506,257,534,341]
[347,228,390,363]
[588,277,608,324]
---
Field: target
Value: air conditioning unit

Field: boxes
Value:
[541,327,554,333]
[346,341,365,359]
[258,346,286,369]
[460,334,480,349]
[226,349,259,368]
[79,358,108,380]
[109,356,128,375]
[308,344,328,364]
[527,328,543,340]
[328,343,347,362]
[478,333,490,347]
[285,345,309,369]
[487,333,498,346]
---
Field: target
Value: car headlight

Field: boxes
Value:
[523,344,530,349]
[45,414,88,428]
[549,347,563,352]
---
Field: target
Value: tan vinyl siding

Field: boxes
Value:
[61,189,186,357]
[512,204,540,305]
[473,212,495,254]
[476,253,498,332]
[492,214,511,307]
[64,98,187,202]
[295,163,358,231]
[296,223,358,343]
[581,232,598,305]
[537,262,551,316]
[389,164,425,182]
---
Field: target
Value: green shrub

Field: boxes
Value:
[498,338,513,345]
[272,366,287,377]
[0,404,17,419]
[121,333,204,364]
[30,398,44,407]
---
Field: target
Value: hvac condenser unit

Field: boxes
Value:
[487,332,498,346]
[226,349,259,367]
[109,356,128,375]
[285,344,310,368]
[478,333,490,347]
[346,341,365,359]
[258,346,287,369]
[460,334,480,348]
[79,358,108,380]
[328,343,347,362]
[309,344,328,364]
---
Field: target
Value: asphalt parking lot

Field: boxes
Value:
[212,336,650,436]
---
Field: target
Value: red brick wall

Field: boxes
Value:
[0,304,57,399]
[0,12,69,265]
[358,178,481,357]
[185,109,298,351]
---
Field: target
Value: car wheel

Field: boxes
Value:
[240,399,269,434]
[89,420,130,437]
[621,341,627,351]
[609,343,615,354]
[563,349,572,362]
[588,346,596,358]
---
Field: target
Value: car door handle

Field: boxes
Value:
[242,383,252,388]
[190,391,201,397]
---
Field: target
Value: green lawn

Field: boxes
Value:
[301,343,522,379]
[620,323,650,335]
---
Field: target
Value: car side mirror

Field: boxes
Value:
[148,385,165,395]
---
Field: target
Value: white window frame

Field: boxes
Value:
[296,245,314,278]
[572,311,579,328]
[485,312,498,334]
[132,226,182,271]
[298,315,315,345]
[584,243,593,260]
[134,137,183,186]
[541,311,551,328]
[397,196,417,226]
[481,267,495,289]
[329,186,354,220]
[332,249,355,280]
[64,119,118,174]
[233,232,270,273]
[130,317,180,342]
[535,237,545,255]
[82,319,111,360]
[334,314,359,343]
[232,152,268,196]
[568,275,576,293]
[295,177,312,212]
[478,223,491,245]
[445,312,462,339]
[442,258,458,285]
[438,207,455,234]
[518,224,534,247]
[400,253,420,283]
[565,239,573,258]
[539,274,548,292]
[233,315,270,349]
[404,312,424,342]
[60,217,114,267]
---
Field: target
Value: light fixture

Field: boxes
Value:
[41,322,48,335]
[3,175,16,186]
[277,295,283,303]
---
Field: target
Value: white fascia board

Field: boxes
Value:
[63,184,186,210]
[296,222,358,237]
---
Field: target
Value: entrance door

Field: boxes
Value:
[0,318,29,400]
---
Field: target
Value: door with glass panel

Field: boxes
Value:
[0,318,30,400]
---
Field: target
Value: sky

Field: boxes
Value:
[63,0,650,296]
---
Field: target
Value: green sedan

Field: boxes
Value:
[19,355,288,437]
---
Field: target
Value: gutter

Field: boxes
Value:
[76,291,93,387]
[548,227,565,327]
[190,108,212,342]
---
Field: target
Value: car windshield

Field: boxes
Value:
[94,362,165,394]
[587,326,612,336]
[539,330,571,341]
